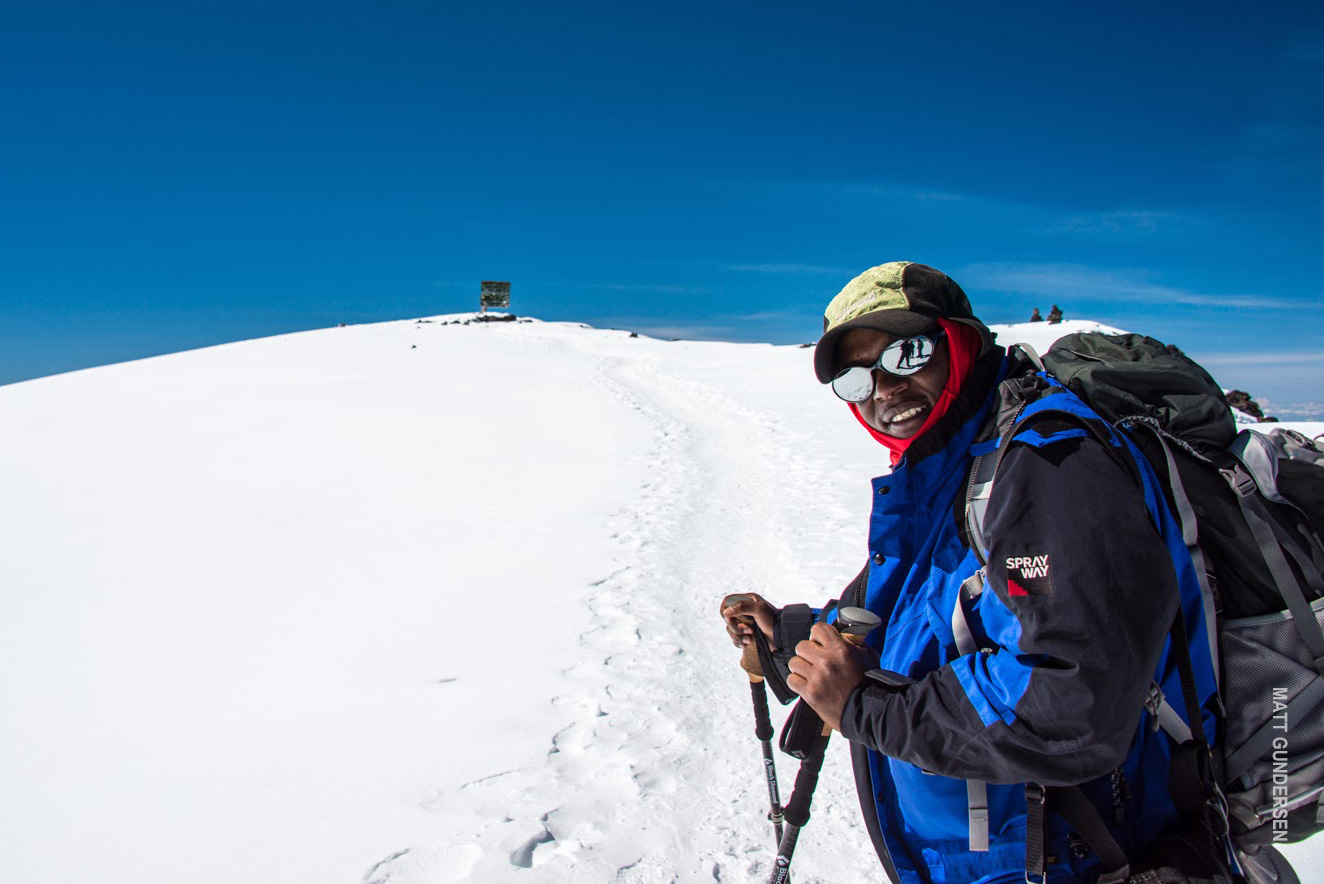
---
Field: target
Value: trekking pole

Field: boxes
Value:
[768,606,881,884]
[724,594,787,851]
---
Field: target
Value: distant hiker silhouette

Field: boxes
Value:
[1047,304,1063,324]
[1030,308,1043,322]
[899,338,915,368]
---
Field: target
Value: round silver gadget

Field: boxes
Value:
[836,606,882,635]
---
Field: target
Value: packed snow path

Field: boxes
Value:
[1,316,1319,883]
[356,319,886,882]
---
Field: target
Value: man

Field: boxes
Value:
[722,262,1223,884]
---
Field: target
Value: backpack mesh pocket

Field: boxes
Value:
[1221,599,1324,838]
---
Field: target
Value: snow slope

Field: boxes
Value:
[0,315,1319,883]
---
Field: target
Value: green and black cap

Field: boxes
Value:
[813,261,994,383]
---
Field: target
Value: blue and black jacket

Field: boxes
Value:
[780,349,1219,884]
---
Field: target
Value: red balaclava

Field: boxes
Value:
[847,318,983,465]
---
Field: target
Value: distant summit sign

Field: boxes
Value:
[480,281,511,313]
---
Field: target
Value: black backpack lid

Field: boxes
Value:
[1041,333,1236,452]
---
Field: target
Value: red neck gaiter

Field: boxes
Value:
[847,318,983,466]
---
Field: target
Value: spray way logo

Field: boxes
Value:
[1005,554,1052,596]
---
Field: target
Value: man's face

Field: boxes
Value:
[836,328,950,438]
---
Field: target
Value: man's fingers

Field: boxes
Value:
[721,594,777,648]
[719,592,755,616]
[721,602,750,621]
[720,600,756,624]
[722,604,759,638]
[810,621,847,647]
[794,625,842,663]
[787,653,811,681]
[725,617,755,646]
[720,593,766,619]
[787,650,820,703]
[787,624,871,731]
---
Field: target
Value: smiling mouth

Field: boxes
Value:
[887,404,928,424]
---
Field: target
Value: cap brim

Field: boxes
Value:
[813,310,938,383]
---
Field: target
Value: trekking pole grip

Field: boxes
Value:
[750,678,775,741]
[836,606,881,641]
[723,593,767,681]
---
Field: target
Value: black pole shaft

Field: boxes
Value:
[749,678,786,846]
[768,824,801,884]
[761,739,785,844]
[766,730,830,884]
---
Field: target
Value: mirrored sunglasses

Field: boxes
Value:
[830,331,944,403]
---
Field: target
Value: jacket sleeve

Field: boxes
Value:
[838,436,1181,786]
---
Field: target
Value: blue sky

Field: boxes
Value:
[3,1,1322,414]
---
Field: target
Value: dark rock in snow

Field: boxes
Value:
[1226,390,1266,421]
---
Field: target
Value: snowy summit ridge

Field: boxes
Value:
[0,315,1319,882]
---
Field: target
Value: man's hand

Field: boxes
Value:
[787,622,876,731]
[720,593,778,649]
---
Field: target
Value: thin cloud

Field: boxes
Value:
[1194,351,1324,367]
[839,184,966,203]
[960,263,1318,310]
[723,263,852,275]
[785,179,987,207]
[1049,210,1192,235]
[727,310,807,322]
[1256,401,1324,420]
[787,178,1201,241]
[765,178,964,203]
[1285,32,1324,62]
[587,282,711,295]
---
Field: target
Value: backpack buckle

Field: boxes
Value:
[1206,785,1231,840]
[1144,682,1163,731]
[1220,466,1259,499]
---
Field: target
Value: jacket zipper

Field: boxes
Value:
[1110,767,1130,826]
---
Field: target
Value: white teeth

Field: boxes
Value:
[890,405,924,423]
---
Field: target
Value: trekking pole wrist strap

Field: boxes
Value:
[755,605,813,706]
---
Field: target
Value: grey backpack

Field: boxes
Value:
[964,333,1324,853]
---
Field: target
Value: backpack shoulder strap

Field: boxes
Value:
[1125,418,1223,688]
[1221,447,1324,675]
[964,450,1000,567]
[964,386,1134,566]
[1007,341,1045,372]
[1229,430,1289,505]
